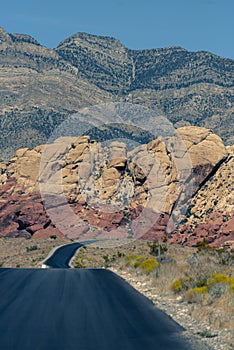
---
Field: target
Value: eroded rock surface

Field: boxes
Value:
[0,126,232,246]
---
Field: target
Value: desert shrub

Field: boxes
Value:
[125,254,138,267]
[133,260,140,268]
[196,277,208,288]
[148,241,167,256]
[133,256,145,268]
[74,261,86,268]
[85,257,93,262]
[185,252,215,290]
[208,273,233,286]
[192,286,208,293]
[50,235,57,240]
[185,286,208,303]
[208,273,234,293]
[111,254,117,262]
[173,272,234,300]
[126,255,146,268]
[212,247,234,265]
[139,259,158,274]
[103,254,110,267]
[126,254,138,260]
[172,279,183,293]
[26,245,38,252]
[125,260,131,267]
[196,238,211,251]
[172,277,191,293]
[209,283,227,298]
[117,251,124,258]
[197,329,217,338]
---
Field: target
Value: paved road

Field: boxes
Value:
[0,243,193,349]
[44,241,97,268]
[44,242,84,268]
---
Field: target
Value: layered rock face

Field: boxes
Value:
[174,145,234,247]
[0,27,234,161]
[0,126,233,246]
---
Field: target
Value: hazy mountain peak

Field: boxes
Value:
[0,26,12,44]
[57,31,125,51]
[10,33,41,46]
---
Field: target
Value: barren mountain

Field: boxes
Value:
[0,27,234,160]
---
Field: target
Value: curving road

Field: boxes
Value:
[0,243,193,350]
[44,242,85,268]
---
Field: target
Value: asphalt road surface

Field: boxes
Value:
[44,242,85,268]
[0,244,193,350]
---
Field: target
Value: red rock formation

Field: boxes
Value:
[0,127,233,247]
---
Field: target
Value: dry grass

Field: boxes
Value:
[0,237,70,268]
[73,239,234,334]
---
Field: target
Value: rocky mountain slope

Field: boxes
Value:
[0,126,233,247]
[0,27,233,160]
[174,145,234,246]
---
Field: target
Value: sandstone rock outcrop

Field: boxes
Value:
[173,144,234,247]
[0,126,233,246]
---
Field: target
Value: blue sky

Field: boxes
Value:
[1,0,234,59]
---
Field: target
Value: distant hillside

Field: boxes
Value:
[0,27,234,160]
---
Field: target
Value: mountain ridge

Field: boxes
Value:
[0,27,233,161]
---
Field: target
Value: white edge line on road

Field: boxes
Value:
[40,241,80,268]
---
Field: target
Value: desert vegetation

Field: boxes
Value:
[0,237,70,268]
[0,237,233,348]
[73,239,234,345]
